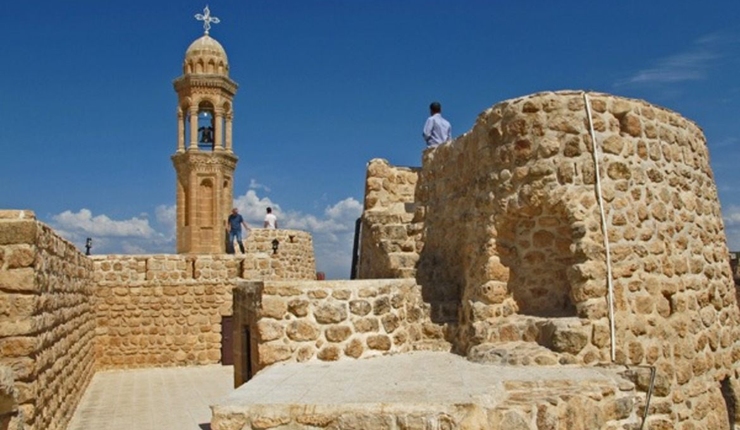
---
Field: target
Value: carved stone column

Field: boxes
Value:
[177,108,185,152]
[189,106,199,150]
[214,108,224,151]
[225,112,233,152]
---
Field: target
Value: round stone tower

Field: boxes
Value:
[172,8,239,254]
[414,90,740,428]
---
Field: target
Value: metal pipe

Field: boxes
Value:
[583,92,617,362]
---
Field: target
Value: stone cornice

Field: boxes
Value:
[173,75,238,96]
[171,151,238,174]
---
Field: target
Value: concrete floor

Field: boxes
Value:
[67,365,234,430]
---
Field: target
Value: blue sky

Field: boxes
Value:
[2,1,740,278]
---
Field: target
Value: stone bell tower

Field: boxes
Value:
[172,7,239,254]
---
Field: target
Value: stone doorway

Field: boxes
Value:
[221,316,234,365]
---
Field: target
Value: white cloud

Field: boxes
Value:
[155,204,176,238]
[53,209,156,238]
[233,190,279,226]
[50,187,364,279]
[617,34,723,86]
[232,191,362,278]
[249,178,271,193]
[724,206,740,251]
[50,208,172,256]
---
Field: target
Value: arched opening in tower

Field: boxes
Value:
[496,202,579,317]
[197,101,216,150]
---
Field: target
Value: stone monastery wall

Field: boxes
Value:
[356,91,740,429]
[232,279,451,385]
[0,211,95,430]
[93,254,237,369]
[0,217,317,429]
[93,229,315,369]
[358,162,423,279]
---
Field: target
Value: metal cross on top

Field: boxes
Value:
[195,5,220,35]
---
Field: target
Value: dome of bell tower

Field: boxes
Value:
[183,34,230,76]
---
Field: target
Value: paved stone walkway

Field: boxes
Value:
[67,365,234,430]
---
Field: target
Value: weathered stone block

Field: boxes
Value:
[366,335,391,351]
[287,299,309,317]
[373,297,391,315]
[349,300,371,316]
[258,343,291,366]
[0,221,37,246]
[317,345,341,361]
[315,303,348,324]
[286,321,319,342]
[0,268,36,292]
[260,297,287,320]
[325,325,352,343]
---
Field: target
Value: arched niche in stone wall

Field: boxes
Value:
[495,197,582,318]
[198,178,215,227]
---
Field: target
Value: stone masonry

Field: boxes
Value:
[94,229,315,369]
[0,210,96,430]
[358,162,422,280]
[231,279,451,386]
[352,90,740,428]
[0,211,318,429]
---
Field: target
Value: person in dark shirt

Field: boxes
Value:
[226,208,250,254]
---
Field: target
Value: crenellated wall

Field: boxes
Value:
[0,210,96,430]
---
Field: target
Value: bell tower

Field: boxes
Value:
[172,6,238,253]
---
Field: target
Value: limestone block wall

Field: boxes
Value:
[358,160,423,279]
[93,231,315,370]
[242,229,316,280]
[93,254,235,369]
[0,210,95,430]
[232,279,451,386]
[392,90,740,428]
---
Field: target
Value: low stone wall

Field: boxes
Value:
[358,160,422,279]
[93,255,235,369]
[0,210,95,430]
[242,229,316,281]
[92,229,316,370]
[232,279,451,386]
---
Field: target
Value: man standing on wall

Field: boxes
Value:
[422,101,452,147]
[226,208,250,254]
[264,207,278,229]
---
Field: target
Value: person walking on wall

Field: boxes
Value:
[264,207,278,229]
[422,101,452,147]
[226,207,250,254]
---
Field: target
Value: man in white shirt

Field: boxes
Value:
[422,101,452,147]
[264,207,278,229]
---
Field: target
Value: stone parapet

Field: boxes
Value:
[242,229,316,281]
[91,229,316,370]
[94,278,232,369]
[358,159,423,279]
[93,229,315,285]
[0,210,95,430]
[232,279,452,386]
